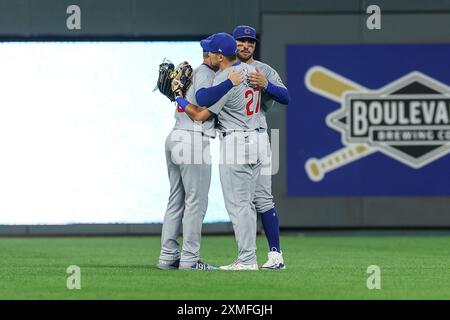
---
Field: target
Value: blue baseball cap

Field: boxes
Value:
[200,35,213,52]
[200,32,237,56]
[233,25,257,41]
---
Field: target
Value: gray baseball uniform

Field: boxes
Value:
[159,63,216,267]
[208,61,263,265]
[250,60,287,214]
[250,60,286,130]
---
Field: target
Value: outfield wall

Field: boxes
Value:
[0,0,449,234]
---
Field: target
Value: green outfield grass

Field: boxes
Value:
[0,235,449,299]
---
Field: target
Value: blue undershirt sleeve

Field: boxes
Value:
[266,81,290,105]
[196,79,233,107]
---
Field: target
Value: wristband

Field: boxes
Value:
[175,96,189,111]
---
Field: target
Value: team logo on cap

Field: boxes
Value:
[304,66,450,181]
[244,28,252,34]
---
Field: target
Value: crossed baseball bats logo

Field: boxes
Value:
[304,66,376,182]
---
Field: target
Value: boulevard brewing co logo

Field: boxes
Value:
[304,66,450,182]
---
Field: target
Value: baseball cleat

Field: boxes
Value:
[261,251,286,270]
[180,259,219,270]
[156,258,180,270]
[219,261,258,271]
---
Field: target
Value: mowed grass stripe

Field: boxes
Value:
[0,236,449,299]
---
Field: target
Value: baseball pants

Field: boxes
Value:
[159,129,211,266]
[254,130,275,213]
[219,131,262,265]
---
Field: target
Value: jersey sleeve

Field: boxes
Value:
[265,66,287,89]
[208,90,230,115]
[261,64,290,105]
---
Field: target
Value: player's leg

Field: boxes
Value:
[219,132,259,270]
[219,163,258,270]
[178,133,217,270]
[157,132,185,269]
[255,170,279,251]
[254,131,285,269]
[255,173,286,269]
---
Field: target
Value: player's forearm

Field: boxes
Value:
[175,96,212,122]
[265,81,291,105]
[195,79,233,107]
[185,105,212,122]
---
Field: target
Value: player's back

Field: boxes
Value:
[210,62,261,133]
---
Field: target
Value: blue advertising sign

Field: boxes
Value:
[287,44,450,196]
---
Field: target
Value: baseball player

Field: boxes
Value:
[174,32,263,270]
[232,25,291,270]
[157,43,244,270]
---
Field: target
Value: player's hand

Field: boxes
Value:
[228,70,244,86]
[248,67,268,89]
[171,79,184,97]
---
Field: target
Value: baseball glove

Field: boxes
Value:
[154,59,193,102]
[171,61,193,96]
[154,58,176,101]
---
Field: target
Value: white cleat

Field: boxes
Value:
[261,251,286,270]
[219,261,259,271]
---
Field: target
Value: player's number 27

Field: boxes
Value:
[245,88,261,116]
